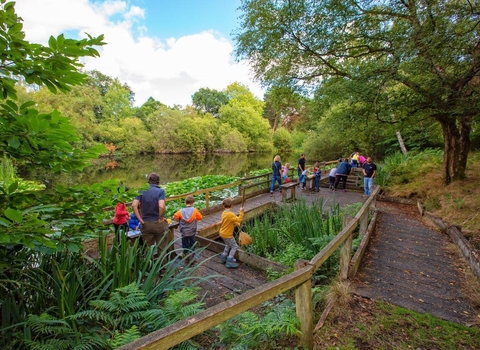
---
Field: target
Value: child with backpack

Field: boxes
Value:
[173,195,203,264]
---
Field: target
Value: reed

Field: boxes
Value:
[244,199,344,265]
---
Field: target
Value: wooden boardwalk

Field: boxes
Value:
[171,183,366,307]
[353,201,478,325]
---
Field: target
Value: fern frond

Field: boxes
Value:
[69,309,115,325]
[109,325,142,348]
[27,313,72,336]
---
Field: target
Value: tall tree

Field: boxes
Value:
[263,86,304,131]
[219,83,272,151]
[235,0,480,184]
[191,87,229,115]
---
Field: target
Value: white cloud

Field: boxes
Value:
[14,0,264,107]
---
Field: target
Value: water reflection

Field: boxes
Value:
[20,153,300,189]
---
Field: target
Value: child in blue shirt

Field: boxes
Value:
[299,169,308,190]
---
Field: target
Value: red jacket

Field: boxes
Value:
[113,203,129,225]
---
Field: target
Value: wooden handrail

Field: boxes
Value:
[121,265,313,350]
[118,184,381,350]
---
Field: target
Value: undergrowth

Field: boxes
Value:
[381,150,480,237]
[213,297,301,350]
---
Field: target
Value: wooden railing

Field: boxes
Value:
[119,185,381,350]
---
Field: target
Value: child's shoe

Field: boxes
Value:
[225,257,239,268]
[219,254,227,264]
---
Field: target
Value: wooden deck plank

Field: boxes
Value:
[168,187,366,308]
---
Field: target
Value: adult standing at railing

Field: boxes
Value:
[362,157,377,196]
[132,173,169,257]
[334,158,352,192]
[270,155,282,196]
[297,153,306,180]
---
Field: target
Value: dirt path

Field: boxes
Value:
[353,201,477,325]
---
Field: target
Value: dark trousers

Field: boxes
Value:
[334,174,348,189]
[329,176,335,188]
[114,223,129,242]
[182,235,196,255]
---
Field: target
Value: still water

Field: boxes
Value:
[20,153,302,189]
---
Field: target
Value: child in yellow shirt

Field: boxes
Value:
[219,198,244,268]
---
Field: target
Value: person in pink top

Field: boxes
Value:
[282,163,290,183]
[358,154,366,167]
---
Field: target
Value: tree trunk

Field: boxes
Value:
[439,116,471,185]
[396,131,408,154]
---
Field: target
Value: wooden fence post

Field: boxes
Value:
[340,216,354,280]
[294,260,314,350]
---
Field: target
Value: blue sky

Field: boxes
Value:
[15,0,261,107]
[137,0,242,40]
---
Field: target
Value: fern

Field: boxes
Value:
[22,313,108,350]
[109,326,142,348]
[216,298,300,349]
[68,284,203,348]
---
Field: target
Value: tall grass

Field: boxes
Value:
[243,199,346,271]
[1,231,210,348]
[376,149,443,187]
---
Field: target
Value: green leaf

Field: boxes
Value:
[67,242,80,253]
[0,217,10,227]
[48,35,57,50]
[8,181,18,193]
[7,136,20,149]
[4,207,23,223]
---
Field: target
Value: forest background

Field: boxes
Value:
[15,66,468,165]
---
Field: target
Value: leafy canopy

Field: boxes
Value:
[235,0,480,183]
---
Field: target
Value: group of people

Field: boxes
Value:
[328,156,377,195]
[270,153,377,196]
[270,153,323,194]
[113,154,377,271]
[112,173,244,269]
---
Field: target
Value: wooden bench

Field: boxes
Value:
[280,182,297,202]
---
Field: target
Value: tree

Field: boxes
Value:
[0,0,105,170]
[219,83,272,152]
[191,87,229,115]
[235,0,480,184]
[135,97,167,128]
[263,86,304,131]
[0,0,105,249]
[86,71,135,122]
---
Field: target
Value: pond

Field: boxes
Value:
[19,152,303,189]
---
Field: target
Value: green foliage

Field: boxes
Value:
[272,127,293,152]
[18,284,204,349]
[377,149,443,187]
[244,199,343,262]
[219,83,272,152]
[192,87,229,115]
[0,2,105,171]
[23,313,108,350]
[163,175,239,217]
[235,0,479,182]
[218,125,248,152]
[216,298,300,349]
[244,200,364,280]
[2,234,207,348]
[263,85,306,131]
